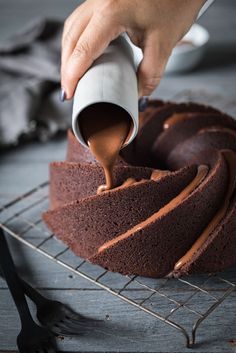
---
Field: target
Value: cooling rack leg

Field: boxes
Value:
[176,328,192,348]
[185,334,192,349]
[190,319,201,348]
[166,323,191,348]
[191,315,210,347]
[190,285,236,348]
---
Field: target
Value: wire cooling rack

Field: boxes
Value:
[0,181,235,348]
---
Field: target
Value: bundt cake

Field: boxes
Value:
[43,100,236,278]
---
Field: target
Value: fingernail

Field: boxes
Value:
[60,88,66,102]
[138,96,149,112]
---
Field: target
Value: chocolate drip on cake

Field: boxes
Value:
[98,165,208,253]
[174,150,236,272]
[163,112,195,130]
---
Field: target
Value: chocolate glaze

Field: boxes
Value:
[151,169,170,181]
[99,165,208,252]
[119,177,138,188]
[117,169,170,190]
[164,113,195,130]
[174,150,236,271]
[116,169,170,189]
[80,103,132,193]
[198,126,236,137]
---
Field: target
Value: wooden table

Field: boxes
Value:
[0,1,236,352]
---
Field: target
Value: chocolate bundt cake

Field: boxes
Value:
[43,100,236,278]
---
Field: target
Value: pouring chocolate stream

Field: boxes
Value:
[80,103,132,193]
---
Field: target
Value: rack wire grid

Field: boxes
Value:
[0,90,236,349]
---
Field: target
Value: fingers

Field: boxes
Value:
[137,33,171,97]
[61,13,123,100]
[62,1,86,36]
[61,14,91,68]
[61,4,91,71]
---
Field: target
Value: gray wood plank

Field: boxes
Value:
[0,287,236,352]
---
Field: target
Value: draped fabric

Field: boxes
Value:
[0,18,71,147]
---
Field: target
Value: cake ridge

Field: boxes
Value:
[173,192,236,276]
[134,101,225,167]
[174,150,236,271]
[49,162,155,208]
[152,112,236,168]
[97,165,208,253]
[167,129,236,170]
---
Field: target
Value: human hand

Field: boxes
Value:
[61,0,206,100]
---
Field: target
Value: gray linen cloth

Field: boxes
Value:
[0,18,71,147]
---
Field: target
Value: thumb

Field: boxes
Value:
[137,34,170,97]
[61,15,123,100]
